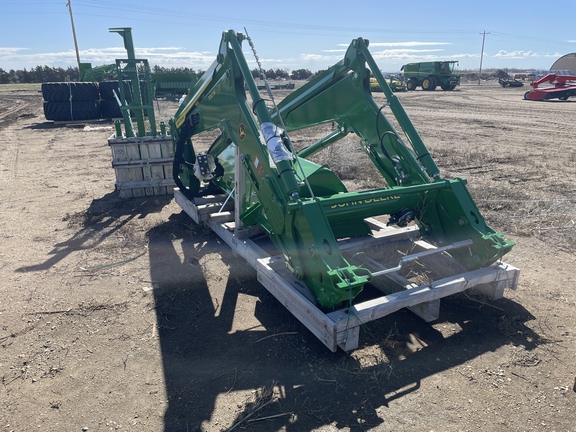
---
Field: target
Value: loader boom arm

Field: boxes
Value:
[169,30,514,309]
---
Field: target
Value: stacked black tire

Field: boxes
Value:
[41,81,133,122]
[42,82,100,122]
[99,81,132,119]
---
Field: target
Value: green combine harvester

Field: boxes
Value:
[401,61,460,91]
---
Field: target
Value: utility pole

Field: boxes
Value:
[478,31,490,85]
[66,0,81,69]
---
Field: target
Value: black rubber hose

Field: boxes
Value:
[173,114,199,200]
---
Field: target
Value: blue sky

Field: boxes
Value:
[2,0,576,74]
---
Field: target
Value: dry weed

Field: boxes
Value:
[226,381,290,431]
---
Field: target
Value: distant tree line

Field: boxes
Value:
[0,65,315,84]
[1,64,547,85]
[0,66,79,84]
[250,68,315,80]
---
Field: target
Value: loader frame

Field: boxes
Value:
[169,30,516,313]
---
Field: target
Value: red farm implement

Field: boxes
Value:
[524,73,576,101]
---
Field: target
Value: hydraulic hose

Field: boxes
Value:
[173,113,199,200]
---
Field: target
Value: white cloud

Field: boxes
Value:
[0,45,218,70]
[0,47,28,55]
[492,50,565,60]
[321,41,456,67]
[371,48,447,62]
[374,48,445,55]
[494,50,538,59]
[450,53,481,59]
[369,41,451,47]
[299,53,338,62]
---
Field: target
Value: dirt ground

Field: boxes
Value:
[0,81,575,432]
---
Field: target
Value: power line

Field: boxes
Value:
[70,0,483,37]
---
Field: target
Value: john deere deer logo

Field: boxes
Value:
[239,123,246,141]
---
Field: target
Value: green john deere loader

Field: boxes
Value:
[169,30,514,312]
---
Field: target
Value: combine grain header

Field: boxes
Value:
[524,73,576,101]
[169,30,519,351]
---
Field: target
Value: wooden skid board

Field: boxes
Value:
[109,134,175,197]
[116,179,176,198]
[174,188,520,352]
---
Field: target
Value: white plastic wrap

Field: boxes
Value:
[261,122,291,162]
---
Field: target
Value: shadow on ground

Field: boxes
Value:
[146,212,540,432]
[13,189,540,431]
[15,192,171,273]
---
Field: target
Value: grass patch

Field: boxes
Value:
[0,83,41,92]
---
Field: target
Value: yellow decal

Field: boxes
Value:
[239,123,246,141]
[330,195,401,209]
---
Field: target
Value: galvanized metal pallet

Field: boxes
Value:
[174,188,520,352]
